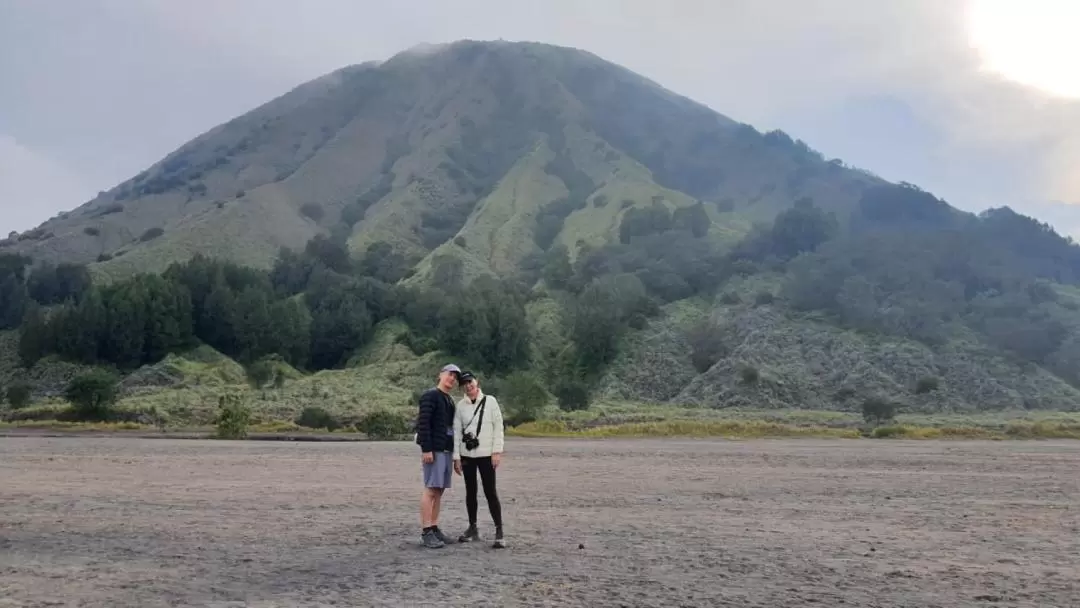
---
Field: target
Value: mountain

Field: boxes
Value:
[2,40,1080,418]
[0,40,872,281]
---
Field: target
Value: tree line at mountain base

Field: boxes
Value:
[4,182,1080,413]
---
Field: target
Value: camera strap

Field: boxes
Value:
[464,396,488,439]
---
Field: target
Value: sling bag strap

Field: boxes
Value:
[464,396,488,438]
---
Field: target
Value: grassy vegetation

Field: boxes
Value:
[5,393,1080,440]
[509,419,861,439]
[0,420,148,431]
[506,405,1080,440]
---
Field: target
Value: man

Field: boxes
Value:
[415,363,460,549]
[452,371,506,549]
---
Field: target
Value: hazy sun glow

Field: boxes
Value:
[966,0,1080,99]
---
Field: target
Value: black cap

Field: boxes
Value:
[458,370,477,383]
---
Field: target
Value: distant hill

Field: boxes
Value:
[2,40,1079,416]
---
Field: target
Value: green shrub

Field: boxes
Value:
[299,202,324,222]
[862,397,897,426]
[915,376,941,394]
[64,370,119,421]
[453,236,467,248]
[357,410,412,440]
[754,291,775,306]
[592,194,610,208]
[555,381,590,412]
[139,227,165,242]
[83,227,100,236]
[6,382,32,409]
[720,291,741,305]
[871,425,906,438]
[689,322,729,373]
[398,331,439,355]
[501,372,550,426]
[215,393,251,439]
[739,365,760,385]
[246,360,276,388]
[296,406,341,431]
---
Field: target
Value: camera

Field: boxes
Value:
[463,432,479,451]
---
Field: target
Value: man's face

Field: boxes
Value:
[464,379,479,400]
[438,371,458,391]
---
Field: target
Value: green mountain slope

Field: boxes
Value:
[2,40,1079,419]
[0,41,870,279]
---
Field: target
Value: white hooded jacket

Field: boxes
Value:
[452,390,505,460]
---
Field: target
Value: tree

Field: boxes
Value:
[572,274,651,372]
[6,382,32,409]
[140,276,194,363]
[359,242,409,283]
[26,263,91,305]
[300,202,325,222]
[861,397,897,426]
[246,359,277,388]
[501,372,549,426]
[67,289,107,362]
[101,285,147,369]
[65,370,119,421]
[555,381,590,412]
[542,245,573,289]
[296,406,340,431]
[18,305,49,367]
[267,298,311,367]
[233,287,273,360]
[215,393,251,439]
[304,235,351,274]
[673,202,710,238]
[199,281,238,356]
[357,410,412,439]
[769,199,838,259]
[431,254,464,290]
[270,247,316,296]
[619,203,673,244]
[689,322,729,373]
[309,297,372,370]
[0,273,29,330]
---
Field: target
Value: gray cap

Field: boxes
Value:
[440,364,462,375]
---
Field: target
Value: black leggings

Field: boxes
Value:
[462,456,502,528]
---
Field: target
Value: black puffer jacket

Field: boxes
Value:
[415,387,456,453]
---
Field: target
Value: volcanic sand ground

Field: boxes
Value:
[1,437,1078,607]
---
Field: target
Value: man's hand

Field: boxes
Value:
[453,460,462,475]
[492,453,502,469]
[422,452,434,464]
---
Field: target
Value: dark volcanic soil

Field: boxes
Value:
[1,438,1078,607]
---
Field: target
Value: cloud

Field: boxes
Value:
[0,135,93,234]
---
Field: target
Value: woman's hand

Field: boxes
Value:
[492,453,502,469]
[453,460,462,475]
[422,452,434,464]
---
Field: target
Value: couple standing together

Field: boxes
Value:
[415,364,505,550]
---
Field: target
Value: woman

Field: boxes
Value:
[452,371,506,548]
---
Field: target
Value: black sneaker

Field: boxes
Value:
[432,526,455,545]
[458,525,479,543]
[492,527,506,549]
[422,529,445,549]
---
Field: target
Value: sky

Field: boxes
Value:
[2,0,1079,236]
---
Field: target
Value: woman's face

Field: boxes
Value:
[465,380,480,400]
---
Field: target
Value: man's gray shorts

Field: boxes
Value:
[422,451,453,489]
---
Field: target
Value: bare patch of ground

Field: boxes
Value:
[1,438,1078,607]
